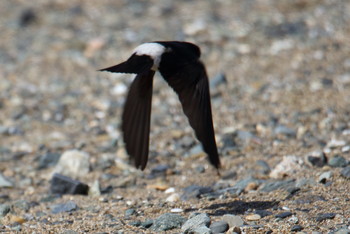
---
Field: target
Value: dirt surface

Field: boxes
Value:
[1,0,350,233]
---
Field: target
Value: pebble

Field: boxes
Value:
[305,151,327,167]
[210,73,227,89]
[0,173,13,187]
[88,180,101,197]
[129,220,141,227]
[275,211,293,219]
[255,210,272,218]
[125,208,136,217]
[328,155,348,167]
[291,225,303,232]
[318,171,333,184]
[274,125,296,137]
[209,221,229,233]
[246,214,261,221]
[260,179,295,192]
[315,213,336,222]
[334,229,350,234]
[340,166,350,179]
[50,173,89,195]
[170,208,184,213]
[0,204,11,217]
[181,213,211,233]
[269,155,303,179]
[151,213,186,231]
[166,193,180,203]
[51,201,78,214]
[288,216,299,224]
[53,150,90,179]
[140,219,153,229]
[222,214,244,228]
[37,152,61,169]
[192,226,212,234]
[181,185,213,200]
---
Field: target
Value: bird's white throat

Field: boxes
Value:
[133,43,167,71]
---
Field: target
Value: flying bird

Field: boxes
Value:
[100,41,220,170]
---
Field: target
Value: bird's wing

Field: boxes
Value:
[122,70,155,170]
[99,54,154,74]
[159,61,221,169]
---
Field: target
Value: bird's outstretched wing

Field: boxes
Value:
[122,70,155,170]
[159,61,221,169]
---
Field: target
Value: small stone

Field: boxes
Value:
[50,173,89,195]
[166,193,180,203]
[181,213,211,232]
[305,151,327,167]
[274,125,296,137]
[318,171,333,184]
[210,73,227,89]
[0,173,13,188]
[125,208,136,217]
[9,215,26,224]
[340,166,350,179]
[53,150,90,178]
[327,139,346,148]
[288,216,299,224]
[140,219,153,229]
[181,185,213,200]
[192,226,212,234]
[129,220,141,227]
[269,155,303,179]
[334,228,350,234]
[37,152,61,169]
[209,221,229,233]
[275,211,293,219]
[246,214,261,221]
[260,179,295,192]
[227,226,242,234]
[222,214,244,227]
[51,201,78,214]
[291,225,303,232]
[165,187,176,194]
[255,210,272,218]
[315,213,336,222]
[88,180,101,197]
[0,204,11,217]
[151,213,186,231]
[328,155,348,167]
[170,208,184,213]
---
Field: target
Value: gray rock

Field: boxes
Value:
[50,173,89,195]
[53,150,90,178]
[14,200,30,212]
[182,213,211,233]
[125,208,136,217]
[306,151,327,167]
[192,226,212,234]
[233,177,263,191]
[260,179,295,192]
[318,171,333,184]
[0,204,11,217]
[334,229,350,234]
[51,201,78,214]
[275,211,293,219]
[128,220,141,227]
[256,160,271,174]
[0,173,13,188]
[210,73,227,89]
[151,213,186,231]
[140,219,153,229]
[291,225,303,232]
[274,125,296,137]
[222,214,244,227]
[209,221,229,233]
[340,166,350,179]
[181,185,213,200]
[315,213,336,222]
[37,152,61,169]
[329,155,348,167]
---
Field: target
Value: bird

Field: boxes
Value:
[100,41,220,171]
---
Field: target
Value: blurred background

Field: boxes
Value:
[1,0,350,175]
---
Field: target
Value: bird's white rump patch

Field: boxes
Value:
[133,43,167,70]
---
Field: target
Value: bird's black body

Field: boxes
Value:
[100,41,220,170]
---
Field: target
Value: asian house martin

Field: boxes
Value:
[100,41,221,170]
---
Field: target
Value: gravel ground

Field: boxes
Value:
[1,0,350,233]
